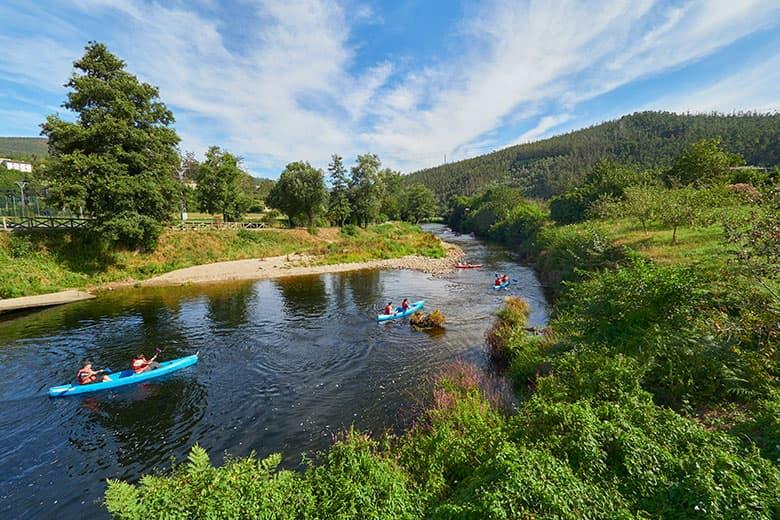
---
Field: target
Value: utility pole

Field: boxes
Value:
[444,153,447,164]
[15,181,27,218]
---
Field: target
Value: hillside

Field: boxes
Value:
[406,111,780,200]
[0,137,48,159]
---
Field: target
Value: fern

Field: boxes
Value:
[104,479,143,520]
[186,444,211,477]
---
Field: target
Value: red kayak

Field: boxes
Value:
[455,263,482,269]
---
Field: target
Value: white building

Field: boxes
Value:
[0,158,33,173]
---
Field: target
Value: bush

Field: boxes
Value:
[486,297,531,365]
[340,223,359,236]
[305,431,420,519]
[410,309,446,330]
[511,396,780,518]
[554,255,701,351]
[487,200,546,248]
[105,445,313,519]
[534,223,621,292]
[549,188,589,224]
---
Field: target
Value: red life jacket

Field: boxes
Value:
[131,357,148,373]
[77,369,94,385]
[402,301,409,310]
[384,305,392,314]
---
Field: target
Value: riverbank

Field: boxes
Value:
[0,222,455,299]
[138,242,463,287]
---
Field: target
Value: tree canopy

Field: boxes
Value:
[349,153,384,227]
[327,154,351,227]
[267,161,327,227]
[40,41,180,249]
[195,146,249,221]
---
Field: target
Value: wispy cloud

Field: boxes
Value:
[0,0,779,176]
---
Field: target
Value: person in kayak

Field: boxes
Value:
[77,362,110,385]
[384,302,393,315]
[398,299,410,312]
[131,352,161,374]
[495,275,502,286]
[501,274,509,284]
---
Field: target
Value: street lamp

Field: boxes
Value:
[15,181,27,218]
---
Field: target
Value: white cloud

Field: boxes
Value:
[514,114,573,145]
[645,52,780,114]
[0,0,779,176]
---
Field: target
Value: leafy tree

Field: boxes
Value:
[326,155,351,226]
[267,161,327,227]
[180,151,200,180]
[195,146,249,221]
[619,185,660,232]
[656,187,708,244]
[664,137,744,187]
[40,41,180,249]
[379,168,403,220]
[349,153,383,227]
[401,183,438,223]
[724,186,780,306]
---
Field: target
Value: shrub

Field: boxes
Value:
[305,430,420,519]
[554,255,702,351]
[534,223,621,292]
[105,445,313,519]
[511,396,780,518]
[486,297,531,365]
[410,310,446,330]
[340,223,359,236]
[549,188,588,224]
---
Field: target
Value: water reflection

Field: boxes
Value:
[275,275,328,317]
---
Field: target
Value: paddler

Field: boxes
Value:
[384,302,394,315]
[77,362,110,385]
[131,351,161,374]
[501,274,509,284]
[494,275,502,286]
[400,298,410,312]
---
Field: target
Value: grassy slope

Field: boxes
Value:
[0,223,444,298]
[0,137,48,158]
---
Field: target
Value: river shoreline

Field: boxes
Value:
[135,241,464,288]
[1,238,464,312]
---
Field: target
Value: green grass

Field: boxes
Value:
[0,223,444,298]
[0,137,48,158]
[590,218,729,273]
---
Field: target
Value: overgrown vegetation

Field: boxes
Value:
[105,130,779,518]
[0,223,443,298]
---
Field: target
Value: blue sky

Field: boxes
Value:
[1,0,779,178]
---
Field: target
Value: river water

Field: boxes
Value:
[0,225,548,518]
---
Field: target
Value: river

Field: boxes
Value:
[0,225,549,518]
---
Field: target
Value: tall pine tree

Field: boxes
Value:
[41,42,180,249]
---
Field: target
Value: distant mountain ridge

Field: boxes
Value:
[0,137,48,159]
[405,111,780,200]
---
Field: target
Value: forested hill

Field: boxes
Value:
[405,111,780,200]
[0,137,48,159]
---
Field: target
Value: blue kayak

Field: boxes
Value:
[377,300,425,322]
[48,354,199,397]
[493,280,510,290]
